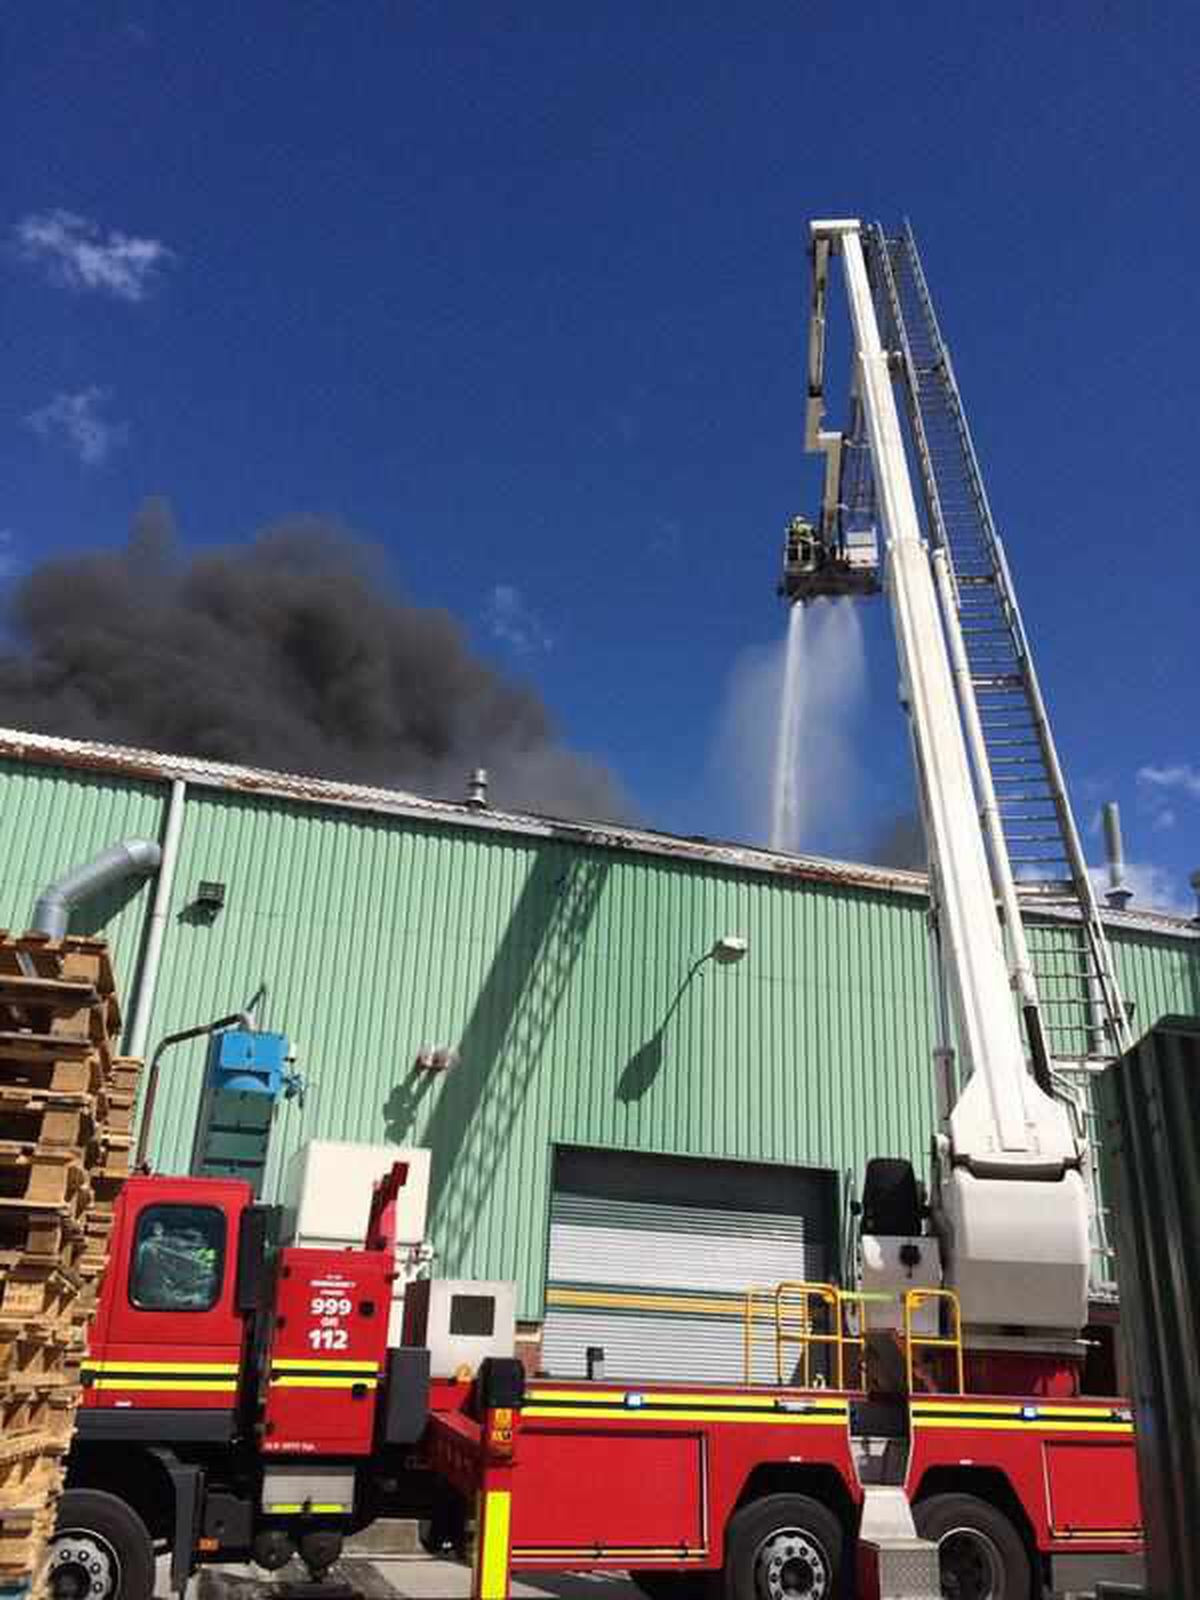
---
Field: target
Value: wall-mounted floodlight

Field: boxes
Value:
[711,934,749,965]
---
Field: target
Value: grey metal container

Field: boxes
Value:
[1100,1014,1200,1600]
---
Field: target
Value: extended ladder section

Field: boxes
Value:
[807,220,1119,1328]
[862,224,1131,1295]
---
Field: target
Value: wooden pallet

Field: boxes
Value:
[105,1060,139,1098]
[99,1091,135,1138]
[0,1038,105,1101]
[0,1150,90,1214]
[0,937,132,1599]
[0,978,115,1043]
[0,1212,83,1270]
[0,1099,99,1156]
[0,1500,57,1590]
[0,934,115,998]
[0,1261,79,1324]
[0,1435,62,1506]
[0,1323,81,1388]
[0,1392,77,1454]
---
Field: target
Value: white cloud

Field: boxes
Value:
[15,209,175,301]
[1138,763,1200,800]
[1088,861,1191,917]
[486,584,552,654]
[26,388,129,467]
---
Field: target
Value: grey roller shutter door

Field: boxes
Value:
[542,1151,835,1385]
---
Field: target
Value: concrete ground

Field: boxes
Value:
[161,1556,642,1599]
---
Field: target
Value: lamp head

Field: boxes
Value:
[711,934,749,965]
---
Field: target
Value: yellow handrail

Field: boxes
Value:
[773,1281,842,1388]
[835,1290,871,1395]
[903,1286,965,1394]
[743,1282,965,1396]
[743,1287,775,1384]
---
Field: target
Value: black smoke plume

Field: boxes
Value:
[1,505,628,821]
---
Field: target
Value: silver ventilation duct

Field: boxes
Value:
[32,839,163,939]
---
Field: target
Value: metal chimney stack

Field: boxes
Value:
[1102,802,1132,910]
[1190,869,1200,928]
[466,767,489,810]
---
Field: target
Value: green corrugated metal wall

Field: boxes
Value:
[1,754,1196,1320]
[0,760,165,984]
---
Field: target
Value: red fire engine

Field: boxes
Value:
[53,1158,1141,1600]
[49,218,1148,1599]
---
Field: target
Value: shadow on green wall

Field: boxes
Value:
[616,952,710,1102]
[383,845,610,1268]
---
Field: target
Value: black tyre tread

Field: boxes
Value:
[630,1574,716,1600]
[53,1488,155,1600]
[913,1491,1031,1600]
[723,1492,843,1600]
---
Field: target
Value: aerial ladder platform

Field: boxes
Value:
[796,219,1132,1315]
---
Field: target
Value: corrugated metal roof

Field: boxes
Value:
[0,723,1193,941]
[0,723,928,897]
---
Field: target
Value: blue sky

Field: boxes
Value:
[5,3,1198,910]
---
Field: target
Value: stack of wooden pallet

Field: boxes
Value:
[0,934,140,1600]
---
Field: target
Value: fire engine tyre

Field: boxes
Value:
[630,1575,715,1600]
[913,1493,1031,1600]
[723,1493,843,1600]
[48,1490,155,1600]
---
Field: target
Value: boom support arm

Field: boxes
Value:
[808,220,1089,1332]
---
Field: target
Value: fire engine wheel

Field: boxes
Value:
[913,1493,1031,1600]
[723,1493,842,1600]
[48,1490,154,1600]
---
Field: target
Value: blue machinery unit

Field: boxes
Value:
[189,1028,295,1195]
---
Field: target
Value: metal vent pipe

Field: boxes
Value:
[1101,802,1132,910]
[31,838,163,939]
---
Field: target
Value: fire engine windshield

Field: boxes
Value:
[130,1204,226,1312]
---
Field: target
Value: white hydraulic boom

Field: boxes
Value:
[803,220,1090,1337]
